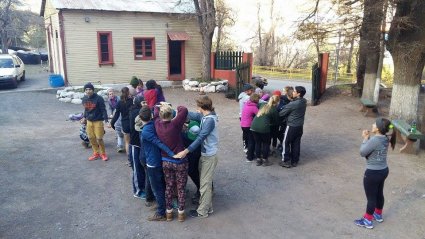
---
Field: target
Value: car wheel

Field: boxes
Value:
[11,77,18,88]
[21,71,25,81]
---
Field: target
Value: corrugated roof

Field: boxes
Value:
[168,31,190,41]
[49,0,195,14]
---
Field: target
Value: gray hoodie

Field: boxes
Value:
[188,112,219,157]
[360,135,389,170]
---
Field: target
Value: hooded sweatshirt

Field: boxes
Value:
[82,93,108,122]
[187,112,219,157]
[238,92,250,116]
[240,100,259,127]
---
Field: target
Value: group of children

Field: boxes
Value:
[80,78,219,222]
[239,83,307,168]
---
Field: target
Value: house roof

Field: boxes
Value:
[40,0,195,17]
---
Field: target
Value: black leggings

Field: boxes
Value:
[363,168,389,215]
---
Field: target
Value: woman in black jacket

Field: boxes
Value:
[110,87,133,162]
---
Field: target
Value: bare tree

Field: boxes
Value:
[253,0,280,66]
[387,0,425,126]
[193,0,216,81]
[0,0,20,53]
[214,0,235,52]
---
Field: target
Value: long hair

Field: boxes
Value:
[257,95,280,117]
[120,87,130,103]
[376,118,396,150]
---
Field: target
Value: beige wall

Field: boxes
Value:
[60,10,202,85]
[43,0,64,76]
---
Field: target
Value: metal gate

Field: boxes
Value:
[236,62,251,99]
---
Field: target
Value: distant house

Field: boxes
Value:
[40,0,202,86]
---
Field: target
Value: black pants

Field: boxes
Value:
[282,126,303,164]
[187,148,201,191]
[241,126,249,150]
[242,127,256,160]
[252,131,271,159]
[364,168,389,215]
[270,125,279,148]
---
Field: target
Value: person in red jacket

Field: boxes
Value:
[144,79,158,108]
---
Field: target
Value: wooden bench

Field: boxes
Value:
[359,98,379,117]
[391,119,425,154]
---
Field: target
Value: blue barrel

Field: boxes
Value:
[49,74,65,87]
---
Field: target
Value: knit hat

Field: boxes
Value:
[187,120,200,141]
[139,106,152,122]
[130,76,139,87]
[242,84,254,92]
[84,82,94,91]
[273,90,282,97]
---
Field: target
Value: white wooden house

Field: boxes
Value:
[40,0,202,86]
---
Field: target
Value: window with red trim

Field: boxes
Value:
[97,32,114,65]
[134,38,156,60]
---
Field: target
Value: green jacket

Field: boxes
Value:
[250,104,279,133]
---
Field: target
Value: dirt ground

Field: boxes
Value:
[0,87,424,239]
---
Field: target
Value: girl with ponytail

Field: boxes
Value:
[354,118,396,229]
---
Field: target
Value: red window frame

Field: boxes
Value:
[97,31,114,65]
[134,37,156,60]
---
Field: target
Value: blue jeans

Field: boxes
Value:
[147,166,166,216]
[129,145,145,196]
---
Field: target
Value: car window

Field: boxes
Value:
[0,58,14,68]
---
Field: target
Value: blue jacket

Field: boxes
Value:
[141,121,174,167]
[187,112,219,157]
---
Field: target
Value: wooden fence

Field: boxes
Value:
[215,51,244,70]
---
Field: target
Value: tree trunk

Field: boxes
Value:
[346,38,354,74]
[193,0,216,81]
[360,0,384,101]
[215,24,222,52]
[387,0,425,130]
[1,29,8,53]
[201,32,213,80]
[356,39,366,91]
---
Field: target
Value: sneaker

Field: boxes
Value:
[279,161,292,168]
[147,212,166,221]
[291,162,298,167]
[189,209,208,218]
[208,208,214,214]
[100,153,109,161]
[354,217,374,229]
[373,213,383,223]
[246,158,254,163]
[116,147,125,153]
[166,210,174,222]
[256,158,263,166]
[133,194,143,199]
[88,153,100,161]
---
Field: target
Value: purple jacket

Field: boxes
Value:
[240,100,259,127]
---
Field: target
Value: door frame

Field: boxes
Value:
[167,38,185,81]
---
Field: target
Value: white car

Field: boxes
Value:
[0,54,25,88]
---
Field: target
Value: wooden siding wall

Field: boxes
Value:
[61,10,203,85]
[44,0,64,76]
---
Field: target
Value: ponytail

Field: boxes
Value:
[376,117,396,150]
